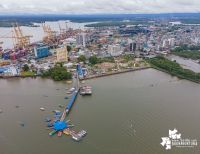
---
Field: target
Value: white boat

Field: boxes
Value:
[72,134,82,141]
[80,86,92,95]
[77,130,87,137]
[40,107,45,111]
[68,87,75,93]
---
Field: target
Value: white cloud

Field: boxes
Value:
[0,0,200,14]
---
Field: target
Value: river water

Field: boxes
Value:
[168,55,200,73]
[0,68,200,154]
[0,20,92,49]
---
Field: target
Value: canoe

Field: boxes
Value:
[49,130,57,136]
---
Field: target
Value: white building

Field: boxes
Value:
[108,44,123,56]
[76,33,90,47]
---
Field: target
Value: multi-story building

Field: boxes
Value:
[34,44,49,59]
[76,33,90,47]
[56,45,68,62]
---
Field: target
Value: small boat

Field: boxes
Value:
[40,107,45,111]
[63,129,70,135]
[58,104,64,108]
[53,110,61,115]
[15,105,20,108]
[57,131,62,137]
[18,121,25,127]
[45,117,51,122]
[69,87,75,92]
[49,130,57,136]
[64,96,69,99]
[72,134,82,141]
[66,80,72,84]
[77,130,87,137]
[0,109,2,113]
[68,124,75,128]
[47,122,53,127]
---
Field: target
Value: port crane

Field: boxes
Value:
[0,23,33,49]
[12,23,33,49]
[42,23,57,45]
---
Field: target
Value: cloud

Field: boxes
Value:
[0,0,200,14]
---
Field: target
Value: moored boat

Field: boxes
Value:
[49,130,57,136]
[63,129,70,135]
[40,107,45,111]
[57,131,63,137]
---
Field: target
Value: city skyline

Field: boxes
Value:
[0,0,200,14]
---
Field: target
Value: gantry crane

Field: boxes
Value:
[42,23,57,44]
[12,23,33,49]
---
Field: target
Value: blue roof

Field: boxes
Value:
[53,121,68,131]
[0,67,8,73]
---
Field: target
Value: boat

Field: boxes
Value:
[59,104,64,108]
[64,96,69,99]
[77,130,87,137]
[18,121,25,127]
[68,124,75,128]
[45,117,51,122]
[66,80,72,84]
[49,130,57,136]
[47,122,53,127]
[0,109,2,113]
[80,86,92,96]
[53,110,61,115]
[40,107,45,111]
[57,131,63,137]
[71,134,82,141]
[69,87,75,92]
[63,129,70,135]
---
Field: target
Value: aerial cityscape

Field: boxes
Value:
[0,0,200,154]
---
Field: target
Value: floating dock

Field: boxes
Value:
[60,88,79,121]
[66,89,80,113]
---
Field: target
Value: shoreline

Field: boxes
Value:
[1,66,199,84]
[0,67,151,80]
[81,67,151,80]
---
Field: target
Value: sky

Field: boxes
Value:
[0,0,200,14]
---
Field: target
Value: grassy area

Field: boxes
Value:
[21,71,35,77]
[171,45,200,60]
[146,56,200,83]
[171,50,200,60]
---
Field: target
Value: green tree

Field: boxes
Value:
[22,64,29,72]
[78,55,86,63]
[41,66,72,81]
[67,45,72,52]
[89,55,98,65]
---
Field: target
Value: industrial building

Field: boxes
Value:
[34,44,49,59]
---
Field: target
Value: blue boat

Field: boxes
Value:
[47,123,54,127]
[45,117,51,122]
[64,96,69,99]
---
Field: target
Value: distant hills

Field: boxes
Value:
[0,13,200,27]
